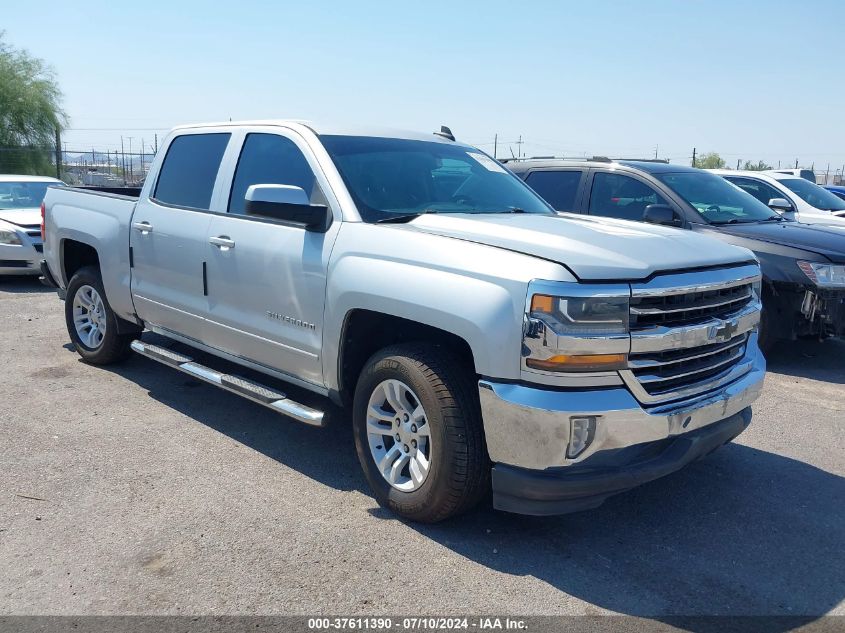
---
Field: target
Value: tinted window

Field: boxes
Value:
[780,178,845,211]
[525,170,582,211]
[658,172,779,223]
[726,177,784,206]
[228,133,323,214]
[154,133,230,209]
[588,172,667,221]
[320,136,552,222]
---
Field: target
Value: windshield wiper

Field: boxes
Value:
[762,215,785,222]
[710,219,741,225]
[376,209,440,224]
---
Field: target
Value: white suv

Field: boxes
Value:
[709,169,845,226]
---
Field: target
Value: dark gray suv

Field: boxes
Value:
[506,158,845,350]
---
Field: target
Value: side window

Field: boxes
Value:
[153,133,230,209]
[228,133,324,215]
[588,172,667,221]
[525,170,583,211]
[726,177,781,205]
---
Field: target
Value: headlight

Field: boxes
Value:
[525,290,629,372]
[797,261,845,288]
[0,229,22,245]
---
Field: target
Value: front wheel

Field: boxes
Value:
[352,343,489,523]
[65,266,134,364]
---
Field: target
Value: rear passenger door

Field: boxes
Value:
[202,128,340,388]
[522,169,586,213]
[130,132,231,339]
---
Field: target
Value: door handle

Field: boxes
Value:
[209,236,235,249]
[132,221,153,233]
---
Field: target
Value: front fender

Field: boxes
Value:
[322,223,575,392]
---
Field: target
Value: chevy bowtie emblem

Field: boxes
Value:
[709,319,738,342]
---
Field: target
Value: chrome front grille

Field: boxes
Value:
[623,265,762,405]
[629,282,753,328]
[628,333,749,400]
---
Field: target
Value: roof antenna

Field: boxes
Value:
[434,125,455,141]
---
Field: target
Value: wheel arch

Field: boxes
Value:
[333,309,478,407]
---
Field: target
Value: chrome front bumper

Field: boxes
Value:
[479,333,766,473]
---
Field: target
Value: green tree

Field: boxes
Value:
[0,32,66,175]
[693,152,726,169]
[742,159,773,171]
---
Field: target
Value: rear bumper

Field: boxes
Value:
[39,259,61,291]
[492,407,751,515]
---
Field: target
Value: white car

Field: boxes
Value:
[709,169,845,226]
[0,175,64,276]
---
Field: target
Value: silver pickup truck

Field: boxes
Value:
[42,121,765,522]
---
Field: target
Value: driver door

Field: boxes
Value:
[202,128,341,388]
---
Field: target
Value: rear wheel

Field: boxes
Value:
[65,266,134,364]
[352,343,489,523]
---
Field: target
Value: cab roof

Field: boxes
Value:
[169,120,464,145]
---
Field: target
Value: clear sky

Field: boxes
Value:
[4,0,845,173]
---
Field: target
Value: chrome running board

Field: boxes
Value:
[130,340,325,427]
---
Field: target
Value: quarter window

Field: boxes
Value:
[588,172,667,221]
[154,133,230,210]
[228,133,324,215]
[524,170,583,211]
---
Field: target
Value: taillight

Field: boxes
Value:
[40,202,46,241]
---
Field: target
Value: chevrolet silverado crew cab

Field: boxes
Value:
[508,159,845,351]
[42,122,765,522]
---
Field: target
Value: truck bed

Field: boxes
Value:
[42,185,139,322]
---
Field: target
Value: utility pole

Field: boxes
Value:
[120,136,126,184]
[795,159,799,169]
[691,148,696,167]
[54,128,62,180]
[517,135,523,159]
[493,134,498,160]
[654,144,658,159]
[128,137,134,183]
[154,134,158,154]
[736,159,741,170]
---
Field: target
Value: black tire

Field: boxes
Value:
[352,343,489,523]
[65,266,134,364]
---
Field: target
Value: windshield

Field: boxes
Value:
[656,171,781,224]
[0,181,55,210]
[320,136,553,222]
[779,178,845,211]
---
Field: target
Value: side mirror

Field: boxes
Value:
[643,204,683,227]
[245,184,331,232]
[768,198,794,213]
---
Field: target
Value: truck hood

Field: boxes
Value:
[697,221,845,264]
[0,207,40,227]
[396,213,753,281]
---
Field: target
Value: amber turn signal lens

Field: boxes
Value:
[531,294,555,313]
[526,353,627,372]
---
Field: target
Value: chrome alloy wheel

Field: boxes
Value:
[366,379,432,492]
[72,284,107,349]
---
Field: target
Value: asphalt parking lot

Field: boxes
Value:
[1,276,843,621]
